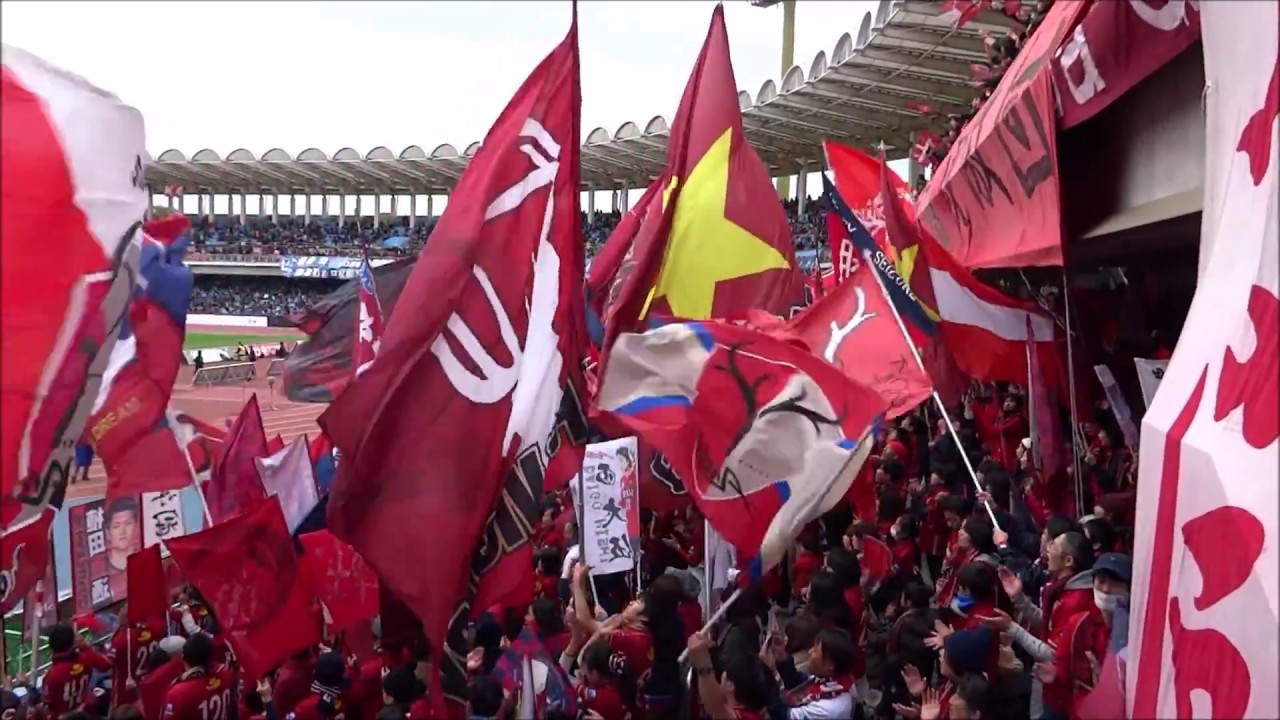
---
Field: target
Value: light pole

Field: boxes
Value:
[751,0,797,200]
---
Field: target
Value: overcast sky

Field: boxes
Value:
[5,1,900,213]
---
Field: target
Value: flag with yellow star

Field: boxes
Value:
[602,4,803,347]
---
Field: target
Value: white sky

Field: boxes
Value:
[4,1,904,216]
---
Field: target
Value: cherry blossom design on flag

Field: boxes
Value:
[1236,57,1279,186]
[1214,285,1279,448]
[1168,505,1264,718]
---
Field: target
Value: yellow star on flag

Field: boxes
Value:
[644,128,791,319]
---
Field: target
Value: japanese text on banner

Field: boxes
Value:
[577,437,639,576]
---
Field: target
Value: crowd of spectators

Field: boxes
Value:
[918,0,1056,171]
[188,277,342,317]
[186,205,829,317]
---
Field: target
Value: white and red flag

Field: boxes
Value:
[352,251,384,378]
[1128,3,1278,718]
[1,46,148,613]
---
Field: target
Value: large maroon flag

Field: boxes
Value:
[585,179,660,316]
[206,394,267,524]
[320,10,586,711]
[299,530,378,632]
[166,496,321,680]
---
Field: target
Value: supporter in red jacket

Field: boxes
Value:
[162,633,236,720]
[41,623,112,718]
[111,617,167,707]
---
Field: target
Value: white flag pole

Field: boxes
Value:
[1062,268,1085,517]
[859,249,1002,530]
[182,445,215,528]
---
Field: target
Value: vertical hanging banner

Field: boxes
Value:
[1134,358,1169,408]
[577,438,639,575]
[69,496,141,614]
[1093,365,1140,449]
[141,490,187,550]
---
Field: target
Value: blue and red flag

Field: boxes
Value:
[309,433,336,495]
[492,627,577,717]
[87,214,196,498]
[596,320,885,578]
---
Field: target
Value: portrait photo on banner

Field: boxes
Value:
[68,491,189,614]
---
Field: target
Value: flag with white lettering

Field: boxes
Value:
[320,12,586,712]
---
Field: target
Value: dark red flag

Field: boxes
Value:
[206,394,267,524]
[319,11,587,711]
[166,496,321,679]
[126,545,168,625]
[299,530,378,632]
[267,434,285,455]
[585,179,660,317]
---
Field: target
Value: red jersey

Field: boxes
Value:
[112,621,167,706]
[42,647,112,718]
[608,627,653,680]
[162,666,237,720]
[352,658,388,720]
[290,689,355,720]
[577,681,630,720]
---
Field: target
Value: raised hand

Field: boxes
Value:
[998,565,1024,600]
[902,664,927,697]
[920,688,943,720]
[977,608,1013,632]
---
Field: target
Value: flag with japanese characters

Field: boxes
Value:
[572,437,638,575]
[1128,3,1278,718]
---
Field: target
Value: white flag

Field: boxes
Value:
[255,438,318,532]
[1133,357,1169,408]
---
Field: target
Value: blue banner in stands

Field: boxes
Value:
[280,256,366,279]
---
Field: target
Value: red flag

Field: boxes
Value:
[166,496,321,679]
[2,510,54,615]
[126,545,168,625]
[603,6,802,345]
[824,139,913,259]
[1026,317,1065,478]
[320,12,587,711]
[586,179,661,317]
[1,47,146,612]
[859,535,893,583]
[788,263,933,419]
[106,408,225,499]
[206,395,268,524]
[267,434,285,455]
[299,530,378,632]
[353,252,385,379]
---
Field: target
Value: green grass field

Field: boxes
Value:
[184,330,303,350]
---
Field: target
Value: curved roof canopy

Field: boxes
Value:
[145,1,1019,195]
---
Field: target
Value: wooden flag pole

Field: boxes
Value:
[182,446,215,528]
[677,587,744,664]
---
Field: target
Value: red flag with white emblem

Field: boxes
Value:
[788,263,932,419]
[1,46,148,612]
[319,10,587,712]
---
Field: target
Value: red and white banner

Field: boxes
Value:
[1052,0,1201,129]
[1129,3,1278,717]
[915,0,1087,268]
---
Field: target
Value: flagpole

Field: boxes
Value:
[1062,268,1085,516]
[1026,323,1039,473]
[182,447,215,528]
[576,469,602,608]
[860,250,1002,530]
[677,587,744,664]
[702,518,713,622]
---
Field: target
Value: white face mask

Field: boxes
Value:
[1094,588,1121,613]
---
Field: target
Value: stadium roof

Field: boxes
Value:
[145,0,1020,195]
